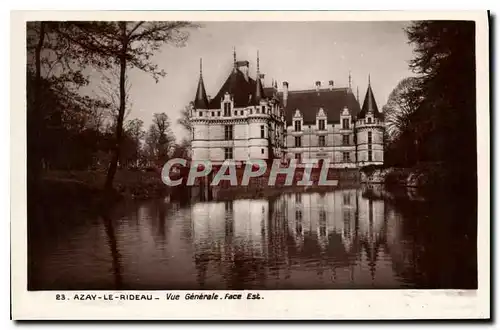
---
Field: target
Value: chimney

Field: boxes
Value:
[283,81,289,107]
[315,81,321,91]
[329,80,334,90]
[207,95,212,103]
[260,73,265,87]
[237,60,249,81]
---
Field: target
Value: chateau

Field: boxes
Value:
[190,51,384,167]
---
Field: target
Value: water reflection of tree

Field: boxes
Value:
[101,210,123,289]
[146,199,178,247]
[384,194,477,289]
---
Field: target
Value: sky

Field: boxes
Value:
[99,21,416,140]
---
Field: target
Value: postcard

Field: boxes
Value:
[11,10,490,320]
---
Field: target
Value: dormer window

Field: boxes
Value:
[223,102,231,117]
[318,119,325,131]
[294,121,302,132]
[199,111,202,117]
[261,105,265,114]
[342,118,349,129]
[367,117,372,124]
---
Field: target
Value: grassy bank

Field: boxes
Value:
[40,169,168,204]
[37,167,361,206]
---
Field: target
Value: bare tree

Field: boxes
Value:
[178,104,192,132]
[98,67,133,128]
[54,21,197,190]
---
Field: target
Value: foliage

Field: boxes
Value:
[404,21,476,171]
[66,21,197,189]
[359,164,385,176]
[27,21,198,191]
[144,113,176,166]
[170,139,191,160]
[177,105,193,133]
[383,21,476,189]
[383,77,420,145]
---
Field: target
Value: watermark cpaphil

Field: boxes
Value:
[161,158,339,187]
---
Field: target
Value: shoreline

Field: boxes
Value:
[35,164,475,209]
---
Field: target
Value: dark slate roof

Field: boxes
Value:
[193,75,209,109]
[263,86,277,98]
[358,84,382,119]
[208,68,265,109]
[251,75,265,105]
[279,88,361,125]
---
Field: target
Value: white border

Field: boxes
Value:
[10,10,490,320]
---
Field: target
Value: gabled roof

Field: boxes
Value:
[279,88,361,125]
[358,83,382,119]
[208,68,264,109]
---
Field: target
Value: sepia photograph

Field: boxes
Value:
[11,10,490,320]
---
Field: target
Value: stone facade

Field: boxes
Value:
[190,53,384,167]
[190,96,285,165]
[286,106,358,168]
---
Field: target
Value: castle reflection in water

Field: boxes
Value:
[189,187,407,289]
[30,184,476,290]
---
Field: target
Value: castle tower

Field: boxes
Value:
[251,51,265,105]
[189,49,285,165]
[194,58,209,110]
[191,58,210,161]
[356,75,384,166]
[248,51,270,160]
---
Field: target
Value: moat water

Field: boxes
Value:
[28,185,477,290]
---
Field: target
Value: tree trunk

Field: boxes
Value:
[105,22,128,191]
[29,22,45,188]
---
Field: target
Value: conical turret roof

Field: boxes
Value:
[193,59,209,109]
[358,76,382,119]
[251,51,265,105]
[251,75,265,105]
